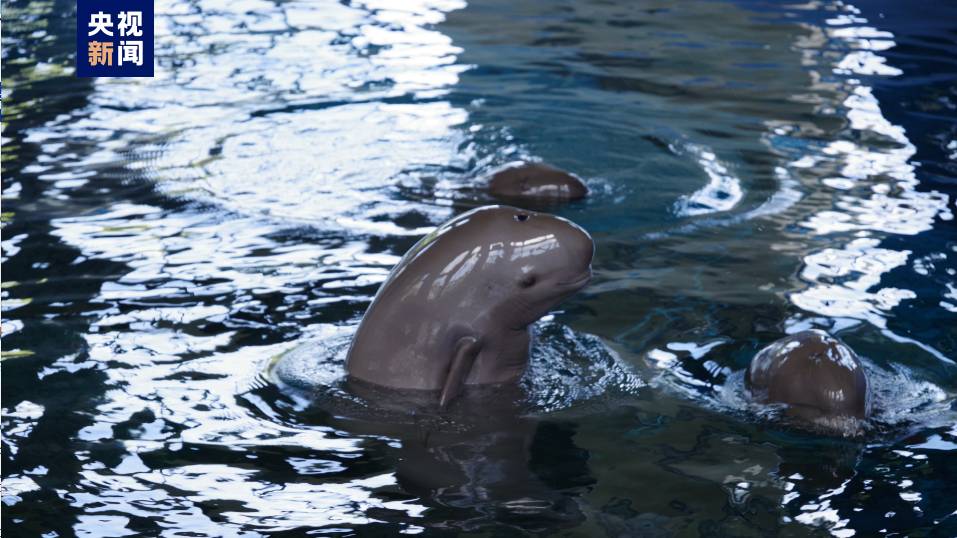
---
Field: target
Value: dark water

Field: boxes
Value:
[3,0,957,535]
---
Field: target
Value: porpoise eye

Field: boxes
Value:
[514,213,529,222]
[519,274,537,288]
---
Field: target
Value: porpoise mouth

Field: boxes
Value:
[511,268,593,331]
[557,268,592,290]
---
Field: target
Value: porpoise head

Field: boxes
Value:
[746,330,869,422]
[416,204,594,330]
[487,162,589,202]
[347,205,593,402]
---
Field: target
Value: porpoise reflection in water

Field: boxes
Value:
[345,205,594,407]
[270,340,591,533]
[340,380,589,531]
[747,330,869,429]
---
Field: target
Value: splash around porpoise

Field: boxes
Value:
[645,332,955,439]
[267,321,951,440]
[266,320,642,425]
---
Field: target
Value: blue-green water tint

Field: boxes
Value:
[3,0,956,535]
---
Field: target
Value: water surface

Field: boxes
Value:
[3,0,956,535]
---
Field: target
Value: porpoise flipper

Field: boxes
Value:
[439,336,481,408]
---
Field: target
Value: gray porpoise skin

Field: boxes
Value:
[746,330,869,419]
[487,162,588,202]
[345,205,594,406]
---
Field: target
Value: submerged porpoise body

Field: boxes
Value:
[345,205,594,406]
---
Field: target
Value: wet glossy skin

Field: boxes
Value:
[746,330,869,419]
[487,162,589,202]
[345,205,593,402]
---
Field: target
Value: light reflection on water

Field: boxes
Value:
[2,0,956,535]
